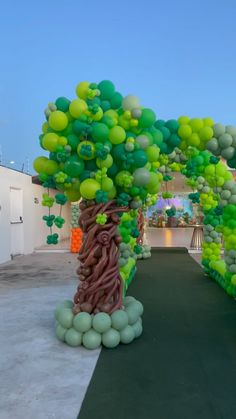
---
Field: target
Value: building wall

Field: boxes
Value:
[0,166,70,264]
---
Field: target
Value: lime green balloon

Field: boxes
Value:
[73,312,92,333]
[56,324,67,342]
[82,329,102,349]
[120,325,135,344]
[96,154,113,169]
[49,111,68,131]
[178,125,192,139]
[138,108,156,128]
[199,126,213,141]
[146,145,159,162]
[107,186,117,199]
[42,133,59,151]
[65,189,81,202]
[102,328,120,348]
[33,156,47,173]
[101,177,114,192]
[92,123,109,142]
[109,126,126,144]
[58,308,74,329]
[65,328,82,346]
[111,310,128,331]
[92,313,112,333]
[146,172,160,194]
[80,178,100,199]
[189,118,203,132]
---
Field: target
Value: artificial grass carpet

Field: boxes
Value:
[78,248,236,419]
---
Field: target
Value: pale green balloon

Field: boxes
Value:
[125,305,140,325]
[56,324,67,342]
[102,328,120,348]
[124,296,136,305]
[120,325,135,344]
[221,147,235,160]
[58,308,74,329]
[128,300,144,316]
[73,312,92,333]
[92,313,112,333]
[218,133,232,148]
[132,320,143,338]
[225,125,236,136]
[65,328,82,347]
[55,300,73,320]
[111,310,128,331]
[213,123,225,137]
[82,329,102,349]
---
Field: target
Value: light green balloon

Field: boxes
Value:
[58,308,74,329]
[102,328,120,348]
[83,329,102,350]
[111,310,128,331]
[120,325,135,344]
[56,324,67,342]
[92,313,112,333]
[132,320,143,338]
[65,328,82,347]
[73,312,92,333]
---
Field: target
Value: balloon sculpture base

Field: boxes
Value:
[55,296,143,349]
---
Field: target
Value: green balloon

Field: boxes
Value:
[67,134,79,151]
[120,325,135,344]
[92,123,109,142]
[111,310,128,331]
[64,159,84,177]
[33,156,47,173]
[98,80,115,100]
[58,308,74,329]
[92,313,112,333]
[146,145,159,162]
[55,97,70,112]
[82,329,102,349]
[56,324,67,342]
[102,328,120,348]
[138,108,156,128]
[151,129,163,147]
[110,92,123,109]
[65,328,82,347]
[73,312,92,333]
[165,119,179,133]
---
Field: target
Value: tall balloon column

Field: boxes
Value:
[34,80,161,349]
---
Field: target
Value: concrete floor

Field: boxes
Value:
[0,245,203,419]
[0,253,100,419]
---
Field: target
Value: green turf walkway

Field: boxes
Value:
[78,248,236,419]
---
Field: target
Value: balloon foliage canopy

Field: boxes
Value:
[34,79,236,297]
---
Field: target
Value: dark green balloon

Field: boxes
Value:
[92,123,109,142]
[64,159,84,177]
[107,163,119,177]
[154,120,165,129]
[159,126,170,141]
[110,92,123,109]
[67,134,79,151]
[55,97,71,112]
[98,80,115,100]
[168,133,180,148]
[132,150,148,167]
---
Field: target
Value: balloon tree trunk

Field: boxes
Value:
[73,200,127,315]
[137,209,145,246]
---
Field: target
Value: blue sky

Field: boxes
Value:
[0,0,236,172]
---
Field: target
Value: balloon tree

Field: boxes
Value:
[34,80,161,349]
[34,80,236,349]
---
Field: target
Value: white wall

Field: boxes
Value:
[0,166,70,264]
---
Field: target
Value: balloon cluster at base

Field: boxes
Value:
[55,296,143,349]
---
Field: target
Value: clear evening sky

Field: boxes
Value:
[0,0,235,173]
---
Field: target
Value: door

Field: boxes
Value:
[10,188,24,256]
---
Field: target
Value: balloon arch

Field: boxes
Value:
[34,80,236,349]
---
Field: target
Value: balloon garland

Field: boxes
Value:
[34,80,236,349]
